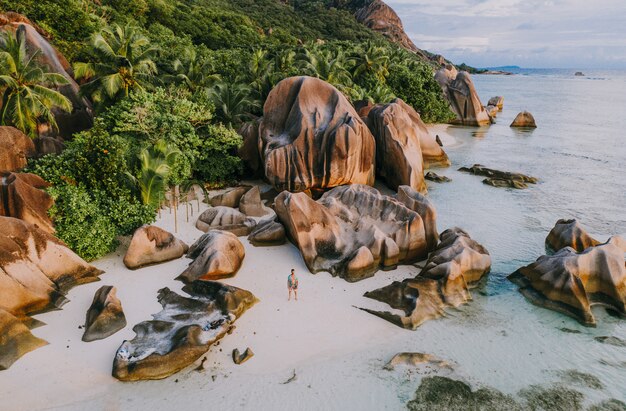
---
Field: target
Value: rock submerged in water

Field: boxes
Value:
[259,76,375,192]
[123,225,188,269]
[178,231,245,283]
[545,218,599,253]
[425,171,451,183]
[196,206,256,236]
[248,218,286,246]
[0,172,54,234]
[435,67,491,126]
[488,96,504,110]
[509,235,626,326]
[275,184,437,282]
[0,126,35,172]
[459,164,537,189]
[363,227,491,329]
[82,286,126,342]
[510,111,537,128]
[112,281,257,381]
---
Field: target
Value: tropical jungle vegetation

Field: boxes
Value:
[2,0,455,260]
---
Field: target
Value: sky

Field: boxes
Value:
[386,0,626,69]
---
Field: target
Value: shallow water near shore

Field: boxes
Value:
[1,72,625,411]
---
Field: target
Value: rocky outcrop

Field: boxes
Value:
[259,76,375,192]
[275,184,437,282]
[33,136,64,157]
[0,216,101,368]
[485,105,499,117]
[353,0,427,59]
[509,236,626,326]
[239,186,269,217]
[178,231,245,283]
[123,225,188,269]
[232,347,254,365]
[0,217,102,319]
[367,100,426,192]
[510,111,537,128]
[248,218,286,246]
[396,186,439,251]
[0,127,35,172]
[112,281,257,381]
[209,186,251,208]
[0,14,93,138]
[545,219,600,253]
[435,67,491,126]
[0,308,47,370]
[459,164,538,189]
[196,206,256,236]
[363,228,491,329]
[488,96,504,110]
[0,172,54,233]
[82,286,126,342]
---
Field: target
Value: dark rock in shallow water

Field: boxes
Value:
[425,171,451,183]
[112,281,257,381]
[82,286,126,342]
[232,347,254,364]
[362,228,491,329]
[460,164,537,189]
[247,218,286,246]
[545,218,599,253]
[407,376,521,411]
[510,111,537,128]
[594,336,626,347]
[588,399,626,411]
[509,235,626,326]
[518,384,584,411]
[178,231,245,282]
[557,369,603,389]
[0,309,47,370]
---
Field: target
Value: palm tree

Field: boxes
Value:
[208,82,260,127]
[128,140,180,208]
[351,42,390,83]
[297,47,352,87]
[0,28,72,137]
[164,49,220,92]
[74,24,157,105]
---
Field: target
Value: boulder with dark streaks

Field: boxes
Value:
[82,286,126,342]
[196,206,256,236]
[545,219,599,253]
[435,67,490,126]
[0,172,54,233]
[248,218,286,246]
[0,308,47,370]
[178,231,245,282]
[124,225,188,269]
[0,127,35,172]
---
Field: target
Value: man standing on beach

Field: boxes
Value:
[288,269,298,301]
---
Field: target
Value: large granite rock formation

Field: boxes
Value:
[0,14,93,138]
[209,186,251,208]
[510,111,537,128]
[0,308,47,370]
[488,96,504,110]
[546,219,600,253]
[0,127,35,172]
[0,217,102,319]
[196,206,256,236]
[363,228,491,329]
[0,172,54,233]
[396,186,439,251]
[124,225,188,269]
[353,0,428,59]
[82,286,126,342]
[248,218,286,246]
[178,231,245,283]
[275,184,437,282]
[435,67,491,126]
[0,216,102,368]
[459,164,538,189]
[237,120,263,177]
[239,186,269,217]
[259,76,375,192]
[509,236,626,326]
[112,281,257,381]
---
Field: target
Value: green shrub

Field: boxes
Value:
[195,124,243,184]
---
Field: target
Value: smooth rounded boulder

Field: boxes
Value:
[248,218,286,246]
[259,76,375,192]
[510,111,537,128]
[0,127,35,172]
[196,206,256,236]
[239,186,269,217]
[0,172,54,233]
[124,225,188,269]
[209,186,251,208]
[177,231,245,282]
[82,286,126,342]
